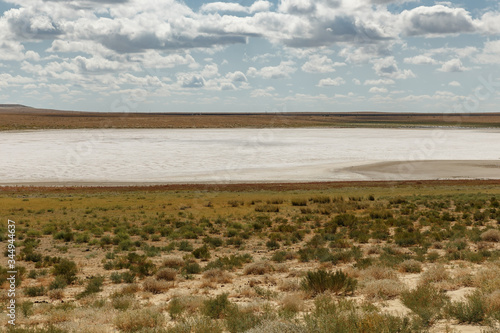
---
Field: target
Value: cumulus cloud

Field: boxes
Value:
[369,87,388,93]
[247,61,296,79]
[403,55,438,65]
[372,57,416,79]
[437,58,469,72]
[475,40,500,64]
[364,78,395,85]
[201,1,271,13]
[399,5,477,36]
[317,77,346,87]
[449,81,461,87]
[177,73,205,88]
[301,55,343,73]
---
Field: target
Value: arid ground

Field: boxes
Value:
[3,182,500,332]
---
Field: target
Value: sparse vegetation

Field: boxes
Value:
[3,185,500,331]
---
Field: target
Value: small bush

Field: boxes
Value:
[76,275,104,299]
[49,276,68,290]
[481,229,500,242]
[115,307,165,332]
[142,277,170,294]
[112,295,134,311]
[48,289,64,300]
[362,279,403,300]
[301,269,357,295]
[447,290,487,324]
[203,269,233,284]
[400,284,449,326]
[225,305,261,333]
[193,245,211,260]
[399,259,422,273]
[244,262,274,275]
[202,293,233,319]
[24,285,46,297]
[52,259,78,285]
[156,268,177,281]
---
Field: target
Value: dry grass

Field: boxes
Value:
[481,229,500,242]
[359,265,397,281]
[362,279,404,300]
[156,268,177,281]
[244,262,274,275]
[162,256,185,269]
[203,269,233,284]
[142,278,171,294]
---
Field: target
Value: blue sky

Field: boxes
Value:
[0,0,499,113]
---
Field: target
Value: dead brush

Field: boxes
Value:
[278,279,301,292]
[280,293,304,313]
[162,256,185,269]
[420,264,450,283]
[203,269,233,284]
[481,229,500,242]
[360,265,397,281]
[156,268,177,281]
[142,278,171,294]
[244,261,274,275]
[361,279,404,300]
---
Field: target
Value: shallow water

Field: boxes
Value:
[2,128,500,184]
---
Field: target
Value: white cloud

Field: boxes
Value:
[317,77,346,87]
[403,55,438,65]
[437,58,469,72]
[449,81,461,87]
[364,79,395,85]
[399,5,477,36]
[475,40,500,64]
[200,1,271,13]
[247,61,296,79]
[250,86,275,97]
[301,55,344,73]
[369,87,388,93]
[372,57,416,79]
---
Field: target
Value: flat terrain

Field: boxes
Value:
[3,128,500,184]
[2,183,500,332]
[1,105,500,130]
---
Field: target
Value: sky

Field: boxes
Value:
[0,0,499,113]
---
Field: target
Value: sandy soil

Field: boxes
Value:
[346,160,500,181]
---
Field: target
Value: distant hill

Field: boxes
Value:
[0,104,30,108]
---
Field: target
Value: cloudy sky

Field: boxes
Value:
[0,0,499,113]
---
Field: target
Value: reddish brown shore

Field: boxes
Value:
[1,105,500,130]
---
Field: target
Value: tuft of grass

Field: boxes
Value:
[156,268,177,281]
[447,290,487,324]
[301,269,357,295]
[481,229,500,242]
[400,284,449,326]
[115,307,165,332]
[142,277,170,294]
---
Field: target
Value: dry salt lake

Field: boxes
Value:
[2,128,500,185]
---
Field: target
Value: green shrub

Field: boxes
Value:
[193,245,211,260]
[203,293,233,319]
[225,306,261,333]
[291,199,308,206]
[49,276,67,290]
[52,259,78,285]
[301,270,357,295]
[24,286,46,297]
[447,290,487,324]
[400,284,449,326]
[304,296,420,333]
[76,275,104,299]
